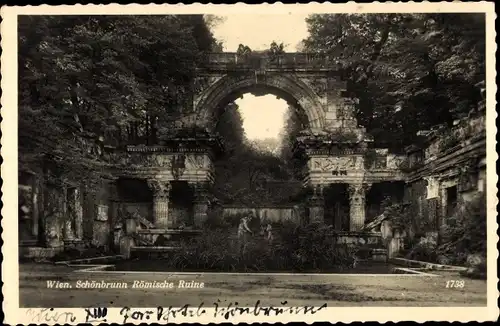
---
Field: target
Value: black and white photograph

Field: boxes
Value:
[1,2,497,324]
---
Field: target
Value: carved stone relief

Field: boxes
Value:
[150,154,173,168]
[310,157,357,172]
[128,154,173,168]
[387,155,405,170]
[185,154,206,170]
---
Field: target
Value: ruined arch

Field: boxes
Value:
[194,73,326,132]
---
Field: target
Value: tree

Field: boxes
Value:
[19,15,218,186]
[279,105,309,178]
[213,103,302,205]
[302,13,485,151]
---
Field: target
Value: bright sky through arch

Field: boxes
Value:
[211,14,309,140]
[235,94,289,140]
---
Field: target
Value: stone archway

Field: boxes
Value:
[193,73,326,132]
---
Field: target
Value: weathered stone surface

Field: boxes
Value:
[309,156,359,172]
[147,180,171,228]
[348,183,371,231]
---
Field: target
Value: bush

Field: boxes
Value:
[437,193,486,265]
[405,234,438,262]
[165,222,359,272]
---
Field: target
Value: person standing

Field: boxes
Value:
[237,215,253,253]
[265,223,273,244]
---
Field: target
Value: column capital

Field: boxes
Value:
[147,180,171,198]
[347,183,372,198]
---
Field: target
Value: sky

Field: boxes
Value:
[211,14,309,141]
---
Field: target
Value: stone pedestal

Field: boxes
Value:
[308,185,325,223]
[192,183,210,228]
[147,180,171,229]
[348,183,371,231]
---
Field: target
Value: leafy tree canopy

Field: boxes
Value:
[19,15,218,185]
[302,13,485,151]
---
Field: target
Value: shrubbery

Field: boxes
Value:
[404,193,486,272]
[405,233,438,262]
[166,219,360,272]
[437,193,486,265]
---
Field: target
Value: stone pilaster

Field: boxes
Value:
[62,187,75,241]
[44,186,64,248]
[308,185,325,223]
[66,187,83,241]
[348,183,371,231]
[31,175,40,239]
[74,188,84,239]
[147,180,171,229]
[191,183,210,228]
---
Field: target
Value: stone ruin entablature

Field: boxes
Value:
[115,134,222,184]
[119,150,215,184]
[200,52,343,72]
[305,155,406,187]
[293,135,407,187]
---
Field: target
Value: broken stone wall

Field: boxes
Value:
[404,112,486,242]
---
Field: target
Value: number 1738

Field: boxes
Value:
[446,280,465,288]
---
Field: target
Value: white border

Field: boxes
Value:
[1,2,498,324]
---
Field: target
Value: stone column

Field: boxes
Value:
[74,188,84,239]
[44,186,64,248]
[348,183,371,231]
[192,183,210,228]
[66,187,83,241]
[308,185,325,223]
[147,180,171,229]
[62,187,75,241]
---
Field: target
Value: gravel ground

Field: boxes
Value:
[19,263,487,308]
